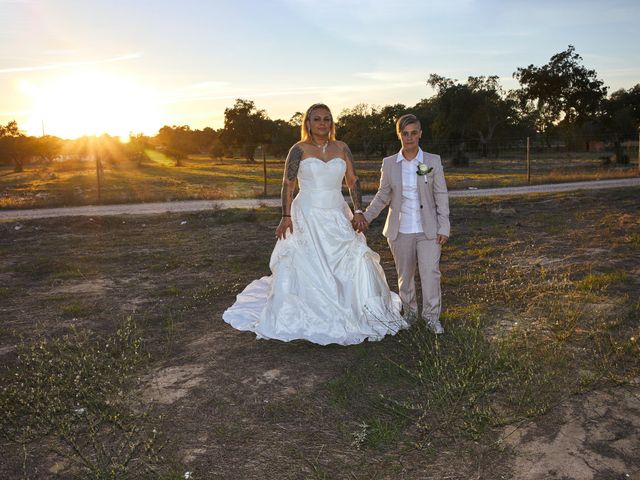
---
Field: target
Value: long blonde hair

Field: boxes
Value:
[300,103,336,142]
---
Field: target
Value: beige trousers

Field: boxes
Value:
[387,233,442,321]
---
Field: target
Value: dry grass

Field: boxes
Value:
[0,187,638,478]
[1,150,638,209]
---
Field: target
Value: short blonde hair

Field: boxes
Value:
[396,113,421,135]
[301,103,336,142]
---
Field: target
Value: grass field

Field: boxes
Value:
[1,187,638,478]
[1,150,638,210]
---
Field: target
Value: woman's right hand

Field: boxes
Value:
[275,216,293,240]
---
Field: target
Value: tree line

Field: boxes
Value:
[2,45,639,172]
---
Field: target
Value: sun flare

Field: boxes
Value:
[22,71,162,140]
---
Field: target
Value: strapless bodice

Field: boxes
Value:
[296,157,346,209]
[297,157,346,191]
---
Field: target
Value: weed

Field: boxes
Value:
[17,257,69,280]
[325,370,362,407]
[162,313,177,353]
[160,286,181,297]
[627,233,640,247]
[51,269,87,280]
[60,302,94,318]
[0,317,181,478]
[359,416,403,449]
[379,303,574,442]
[575,270,630,293]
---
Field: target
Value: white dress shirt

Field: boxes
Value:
[397,148,424,234]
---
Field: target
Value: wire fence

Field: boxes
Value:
[1,134,638,209]
[412,135,640,173]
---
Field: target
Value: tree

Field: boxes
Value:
[289,112,303,129]
[411,97,438,148]
[210,138,225,160]
[603,84,640,137]
[191,127,218,154]
[513,45,608,137]
[337,104,380,158]
[126,133,150,166]
[428,74,474,155]
[373,104,407,156]
[427,75,478,165]
[34,135,63,164]
[220,99,269,162]
[601,84,640,163]
[466,76,518,157]
[425,75,522,164]
[267,119,298,158]
[0,121,31,172]
[156,125,196,166]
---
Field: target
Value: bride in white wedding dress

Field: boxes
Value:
[223,104,407,345]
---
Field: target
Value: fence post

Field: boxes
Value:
[526,136,531,184]
[262,145,267,197]
[96,155,103,204]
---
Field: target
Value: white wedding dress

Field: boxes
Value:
[223,157,407,345]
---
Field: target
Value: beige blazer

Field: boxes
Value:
[364,151,450,241]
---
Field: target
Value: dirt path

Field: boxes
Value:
[1,177,639,221]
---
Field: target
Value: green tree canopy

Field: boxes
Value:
[513,45,608,134]
[426,74,518,162]
[267,119,298,158]
[33,135,63,164]
[337,104,379,157]
[603,84,640,138]
[156,125,198,165]
[220,99,269,162]
[0,120,31,172]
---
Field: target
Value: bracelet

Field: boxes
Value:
[282,214,291,217]
[354,209,363,215]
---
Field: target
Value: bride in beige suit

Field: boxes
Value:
[356,114,450,334]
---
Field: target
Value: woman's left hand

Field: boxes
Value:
[276,217,293,240]
[352,213,368,232]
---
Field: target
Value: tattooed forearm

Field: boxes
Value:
[349,178,362,211]
[343,144,362,211]
[343,144,354,163]
[281,182,293,216]
[285,145,303,181]
[281,145,302,216]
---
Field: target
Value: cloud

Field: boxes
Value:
[283,0,474,19]
[186,81,231,90]
[159,78,427,106]
[278,0,475,53]
[43,50,81,56]
[0,110,29,116]
[354,70,426,82]
[0,52,142,74]
[597,67,640,78]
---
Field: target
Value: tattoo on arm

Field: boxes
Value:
[285,145,303,181]
[281,145,302,215]
[350,178,362,211]
[281,183,289,216]
[343,144,362,211]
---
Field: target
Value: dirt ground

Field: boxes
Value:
[1,187,639,479]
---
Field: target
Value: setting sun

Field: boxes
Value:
[21,71,162,140]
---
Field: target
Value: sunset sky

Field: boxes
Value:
[1,0,639,139]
